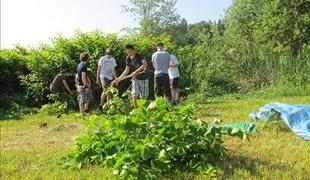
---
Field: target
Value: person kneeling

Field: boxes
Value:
[49,68,73,95]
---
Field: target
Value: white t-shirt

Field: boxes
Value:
[98,56,117,80]
[168,55,180,78]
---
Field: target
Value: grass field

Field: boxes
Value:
[1,95,310,179]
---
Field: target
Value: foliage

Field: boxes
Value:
[40,102,68,116]
[62,93,248,179]
[102,87,133,115]
[47,93,77,109]
[122,0,180,36]
[0,48,29,94]
[1,0,309,106]
[19,32,175,106]
[0,102,38,120]
[221,0,310,88]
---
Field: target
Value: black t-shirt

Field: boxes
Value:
[77,62,87,85]
[126,53,148,80]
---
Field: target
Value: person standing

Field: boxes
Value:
[114,44,148,108]
[168,54,180,104]
[96,48,117,107]
[76,52,92,115]
[152,43,171,100]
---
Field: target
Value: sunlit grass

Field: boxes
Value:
[1,96,309,179]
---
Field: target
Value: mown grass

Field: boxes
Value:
[1,95,309,179]
[194,95,310,179]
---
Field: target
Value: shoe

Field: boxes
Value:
[84,109,93,115]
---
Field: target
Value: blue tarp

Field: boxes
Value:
[250,102,310,140]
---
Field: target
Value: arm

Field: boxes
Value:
[132,59,147,75]
[112,68,117,79]
[151,54,156,69]
[96,65,101,85]
[117,69,145,82]
[112,58,117,79]
[169,64,179,67]
[62,80,73,94]
[113,66,130,84]
[87,75,91,87]
[169,56,180,67]
[82,72,88,87]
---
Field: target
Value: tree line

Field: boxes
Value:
[0,0,309,109]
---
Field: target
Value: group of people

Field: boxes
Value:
[50,43,180,116]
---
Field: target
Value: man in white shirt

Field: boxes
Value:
[96,48,117,107]
[168,54,180,104]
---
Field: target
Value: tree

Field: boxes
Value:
[225,0,310,56]
[186,21,213,44]
[122,0,180,36]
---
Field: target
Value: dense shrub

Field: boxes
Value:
[1,0,309,107]
[0,49,29,95]
[12,32,174,107]
[61,94,248,179]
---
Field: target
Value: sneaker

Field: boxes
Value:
[172,100,178,106]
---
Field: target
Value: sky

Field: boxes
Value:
[1,0,232,49]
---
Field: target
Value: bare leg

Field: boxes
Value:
[100,91,107,106]
[176,89,180,102]
[132,96,138,108]
[171,88,177,102]
[106,94,111,103]
[85,102,89,111]
[79,103,85,116]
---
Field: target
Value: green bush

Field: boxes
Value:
[40,102,68,116]
[13,32,176,107]
[61,93,248,179]
[0,49,29,94]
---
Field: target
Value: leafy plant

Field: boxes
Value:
[0,102,39,120]
[62,92,248,179]
[101,87,133,115]
[40,102,68,116]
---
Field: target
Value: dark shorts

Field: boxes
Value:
[154,74,171,99]
[100,77,112,91]
[170,77,179,89]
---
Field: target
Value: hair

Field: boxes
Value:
[80,52,89,62]
[61,68,70,74]
[125,44,135,50]
[157,42,164,47]
[105,48,113,55]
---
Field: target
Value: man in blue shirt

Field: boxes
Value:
[77,52,92,115]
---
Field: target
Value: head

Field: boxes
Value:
[61,68,71,77]
[105,48,113,58]
[80,52,89,62]
[156,42,164,51]
[125,44,135,57]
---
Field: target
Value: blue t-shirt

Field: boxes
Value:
[77,62,87,85]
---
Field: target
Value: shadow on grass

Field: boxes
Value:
[215,154,291,179]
